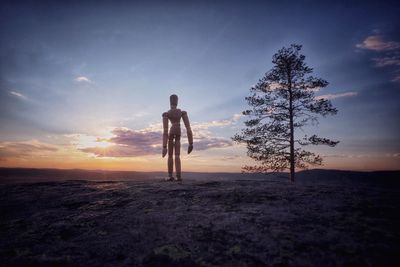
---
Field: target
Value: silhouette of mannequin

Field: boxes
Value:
[162,94,193,181]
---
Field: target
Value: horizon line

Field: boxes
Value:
[1,167,399,174]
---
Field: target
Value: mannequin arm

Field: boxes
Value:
[162,112,168,157]
[182,111,193,154]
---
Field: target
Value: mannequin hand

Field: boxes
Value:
[188,144,193,154]
[162,147,167,157]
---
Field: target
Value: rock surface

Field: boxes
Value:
[0,176,399,266]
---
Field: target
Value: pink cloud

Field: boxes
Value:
[0,140,58,159]
[356,36,400,51]
[79,127,233,157]
[372,56,400,67]
[316,91,358,100]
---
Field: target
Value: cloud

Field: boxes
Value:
[221,155,242,160]
[80,144,159,158]
[0,140,58,159]
[9,91,28,100]
[357,34,400,82]
[372,56,400,67]
[74,76,93,83]
[316,91,358,100]
[231,113,244,122]
[80,138,231,158]
[392,74,400,83]
[75,114,241,157]
[255,82,323,92]
[325,153,400,159]
[140,113,243,134]
[194,120,232,130]
[79,122,234,157]
[194,137,232,150]
[192,113,243,130]
[356,35,400,51]
[74,127,161,157]
[109,128,161,146]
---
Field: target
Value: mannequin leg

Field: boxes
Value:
[168,135,174,178]
[175,135,181,180]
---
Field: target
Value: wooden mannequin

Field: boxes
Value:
[162,94,193,181]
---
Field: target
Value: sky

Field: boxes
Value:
[0,0,399,172]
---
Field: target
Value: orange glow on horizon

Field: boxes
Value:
[0,138,398,173]
[1,154,399,172]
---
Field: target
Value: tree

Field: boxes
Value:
[233,44,339,182]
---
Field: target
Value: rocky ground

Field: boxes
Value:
[0,174,399,266]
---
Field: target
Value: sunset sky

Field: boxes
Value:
[0,1,399,172]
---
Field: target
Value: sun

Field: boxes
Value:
[73,134,113,149]
[93,140,112,148]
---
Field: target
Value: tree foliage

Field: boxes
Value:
[233,44,339,181]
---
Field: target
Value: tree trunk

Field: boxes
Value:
[288,74,295,182]
[289,118,295,182]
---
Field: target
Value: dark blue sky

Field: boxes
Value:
[0,1,399,171]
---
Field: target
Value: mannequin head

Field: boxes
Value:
[170,94,178,109]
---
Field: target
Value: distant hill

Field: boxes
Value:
[0,167,398,185]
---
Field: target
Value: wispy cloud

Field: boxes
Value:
[316,91,358,100]
[357,34,400,83]
[325,153,400,159]
[194,137,232,150]
[142,113,243,133]
[80,144,159,158]
[9,91,28,100]
[356,35,400,51]
[372,56,400,67]
[392,74,400,83]
[74,76,93,83]
[0,140,58,159]
[192,113,243,130]
[255,82,323,92]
